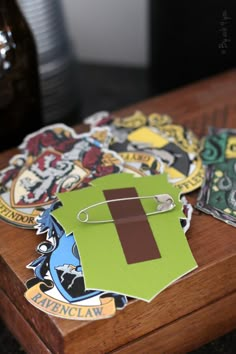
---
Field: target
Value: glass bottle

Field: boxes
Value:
[0,0,42,152]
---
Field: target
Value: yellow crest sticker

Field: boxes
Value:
[127,126,203,193]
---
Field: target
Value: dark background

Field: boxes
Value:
[150,0,236,95]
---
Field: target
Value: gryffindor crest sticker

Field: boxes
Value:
[11,150,86,208]
[0,124,123,228]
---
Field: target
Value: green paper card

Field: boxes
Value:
[53,174,197,301]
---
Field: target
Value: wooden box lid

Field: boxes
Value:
[1,70,236,354]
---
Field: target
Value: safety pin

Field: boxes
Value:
[77,194,175,224]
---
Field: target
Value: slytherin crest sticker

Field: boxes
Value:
[196,128,236,227]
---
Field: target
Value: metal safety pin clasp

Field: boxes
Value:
[77,194,175,224]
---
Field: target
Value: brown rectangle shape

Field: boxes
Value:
[103,187,161,264]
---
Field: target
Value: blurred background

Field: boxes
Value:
[17,0,236,125]
[1,0,236,352]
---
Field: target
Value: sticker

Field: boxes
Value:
[128,126,204,193]
[53,173,197,302]
[91,111,172,152]
[19,124,80,157]
[84,111,111,127]
[113,111,172,130]
[0,124,123,228]
[25,203,127,320]
[87,111,203,193]
[148,113,172,128]
[180,196,193,234]
[119,151,164,176]
[113,111,148,129]
[196,128,236,227]
[157,124,200,154]
[61,129,123,187]
[11,150,86,207]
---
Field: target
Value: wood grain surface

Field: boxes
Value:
[0,289,51,354]
[1,69,236,353]
[112,292,236,354]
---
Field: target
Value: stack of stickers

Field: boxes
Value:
[196,128,236,227]
[85,111,204,193]
[0,111,209,320]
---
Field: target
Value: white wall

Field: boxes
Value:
[62,0,148,67]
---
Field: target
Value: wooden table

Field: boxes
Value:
[1,70,236,354]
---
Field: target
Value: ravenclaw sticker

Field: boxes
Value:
[25,204,127,320]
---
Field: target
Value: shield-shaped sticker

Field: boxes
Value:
[127,127,203,193]
[49,233,101,302]
[25,204,127,320]
[53,173,198,301]
[11,150,88,208]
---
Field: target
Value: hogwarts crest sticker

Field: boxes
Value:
[0,124,123,228]
[196,128,236,227]
[11,150,87,207]
[85,111,204,193]
[24,203,127,320]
